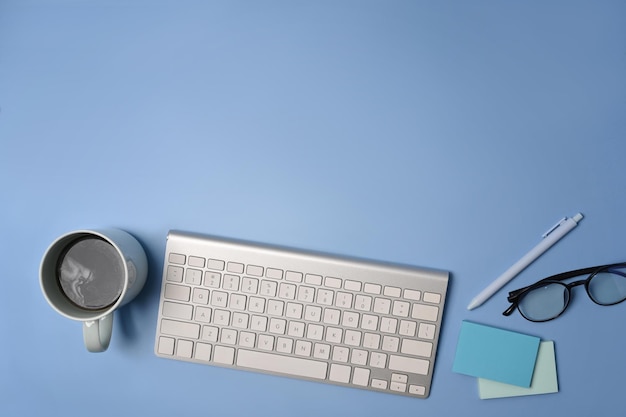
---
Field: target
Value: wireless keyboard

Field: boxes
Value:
[154,230,449,398]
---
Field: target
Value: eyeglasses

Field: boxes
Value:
[502,263,626,322]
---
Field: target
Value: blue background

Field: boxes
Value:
[1,1,625,416]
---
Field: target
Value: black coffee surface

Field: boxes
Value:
[57,237,125,309]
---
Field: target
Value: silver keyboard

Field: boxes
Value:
[154,230,449,398]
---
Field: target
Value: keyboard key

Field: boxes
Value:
[335,292,353,308]
[382,336,399,352]
[223,274,240,291]
[412,304,439,322]
[342,311,359,328]
[401,339,433,357]
[313,343,331,360]
[240,331,256,348]
[260,280,277,297]
[354,295,372,311]
[322,308,340,325]
[286,302,303,319]
[249,297,266,314]
[399,320,417,337]
[266,268,283,280]
[210,291,228,308]
[236,349,328,379]
[195,306,212,322]
[204,271,221,288]
[390,381,407,392]
[195,343,212,361]
[162,301,193,320]
[384,286,401,297]
[391,373,408,383]
[227,262,244,274]
[258,334,274,350]
[207,259,225,270]
[176,340,193,358]
[350,349,368,365]
[352,367,370,386]
[229,294,246,310]
[164,284,190,302]
[213,346,235,365]
[168,253,186,265]
[325,327,343,344]
[304,305,322,322]
[371,379,388,389]
[317,289,334,306]
[201,326,218,342]
[192,288,209,304]
[364,283,382,295]
[287,321,305,338]
[418,322,436,340]
[232,312,249,329]
[373,298,391,314]
[251,316,268,332]
[160,319,200,339]
[295,340,312,356]
[297,286,315,303]
[380,317,397,333]
[166,266,184,282]
[157,336,175,355]
[361,314,379,331]
[332,346,349,362]
[392,300,410,317]
[325,277,341,288]
[409,385,426,396]
[362,333,380,349]
[278,282,296,300]
[403,289,421,301]
[344,280,362,292]
[305,274,322,285]
[185,269,203,285]
[329,364,351,383]
[285,271,303,282]
[188,256,205,268]
[370,352,387,368]
[276,337,293,354]
[220,329,237,344]
[423,292,441,304]
[388,355,429,375]
[247,264,263,277]
[242,277,259,294]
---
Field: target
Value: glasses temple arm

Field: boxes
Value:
[505,265,618,302]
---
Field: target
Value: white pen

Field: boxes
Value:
[467,213,584,310]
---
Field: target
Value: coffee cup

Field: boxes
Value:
[40,229,148,352]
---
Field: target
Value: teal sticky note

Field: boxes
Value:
[478,341,559,399]
[452,321,540,387]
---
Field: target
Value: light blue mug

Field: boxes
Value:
[40,229,148,352]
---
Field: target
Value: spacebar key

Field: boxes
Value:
[236,349,328,380]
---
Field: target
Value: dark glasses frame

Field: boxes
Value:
[502,262,626,322]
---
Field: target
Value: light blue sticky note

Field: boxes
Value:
[478,341,559,399]
[452,321,540,387]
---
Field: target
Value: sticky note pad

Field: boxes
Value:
[478,341,558,399]
[453,321,540,387]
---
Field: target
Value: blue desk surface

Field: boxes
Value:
[2,1,625,416]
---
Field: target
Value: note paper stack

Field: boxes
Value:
[453,321,559,399]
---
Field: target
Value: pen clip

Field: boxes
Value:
[542,217,567,238]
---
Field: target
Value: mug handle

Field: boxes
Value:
[83,313,113,352]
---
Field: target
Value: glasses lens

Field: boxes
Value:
[587,266,626,305]
[518,282,570,321]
